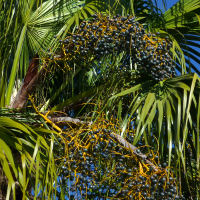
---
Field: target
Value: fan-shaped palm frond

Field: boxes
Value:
[0,0,102,107]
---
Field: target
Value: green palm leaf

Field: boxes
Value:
[0,116,58,199]
[107,74,200,171]
[162,0,200,74]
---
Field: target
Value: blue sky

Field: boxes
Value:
[156,0,180,11]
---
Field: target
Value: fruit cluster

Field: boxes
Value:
[52,14,176,81]
[54,119,183,199]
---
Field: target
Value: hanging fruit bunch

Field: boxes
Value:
[51,14,176,81]
[54,117,183,200]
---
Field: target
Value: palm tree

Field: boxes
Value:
[0,0,200,199]
[0,0,100,198]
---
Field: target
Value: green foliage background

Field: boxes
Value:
[0,0,200,199]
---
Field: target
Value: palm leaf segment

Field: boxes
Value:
[109,74,200,168]
[162,0,200,75]
[0,116,57,199]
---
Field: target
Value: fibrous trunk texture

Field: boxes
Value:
[10,55,42,109]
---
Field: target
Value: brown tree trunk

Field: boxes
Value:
[10,55,45,109]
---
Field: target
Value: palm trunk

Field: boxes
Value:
[10,55,45,109]
[10,71,40,108]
